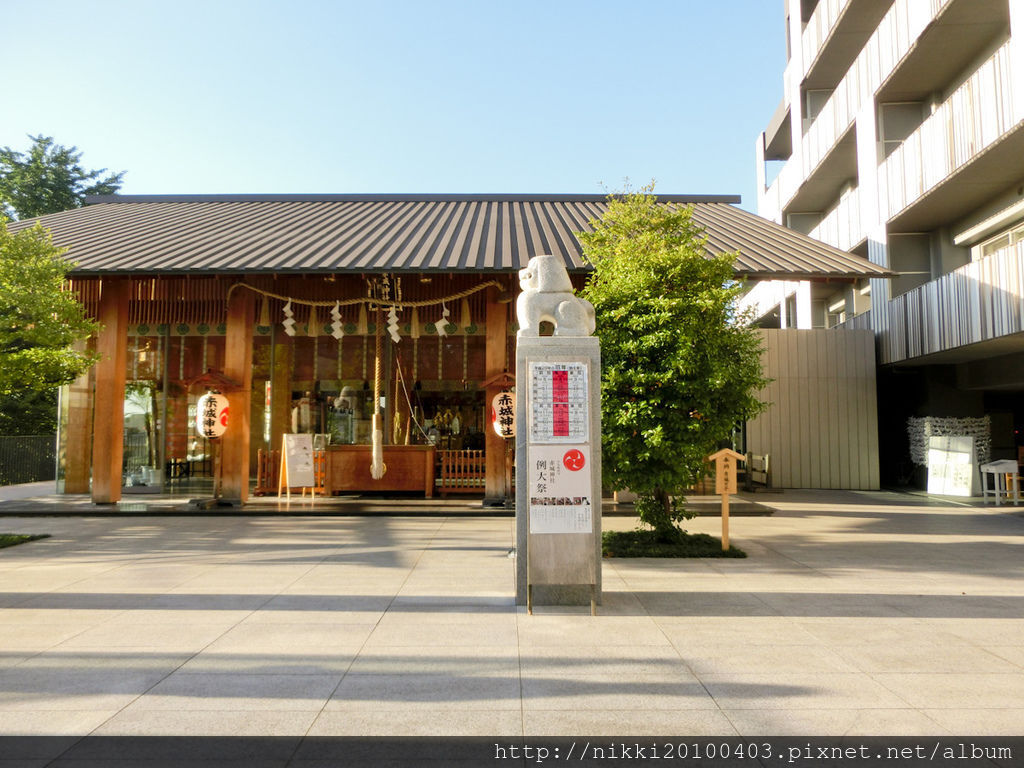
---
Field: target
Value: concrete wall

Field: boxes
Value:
[746,328,880,489]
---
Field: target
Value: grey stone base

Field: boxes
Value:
[518,583,602,607]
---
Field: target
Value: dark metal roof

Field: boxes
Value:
[10,194,893,280]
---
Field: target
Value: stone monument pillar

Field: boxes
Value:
[514,255,602,612]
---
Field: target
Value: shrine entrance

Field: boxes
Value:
[57,272,517,506]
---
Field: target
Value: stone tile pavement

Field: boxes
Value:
[0,488,1021,738]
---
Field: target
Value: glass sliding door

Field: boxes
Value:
[122,333,166,493]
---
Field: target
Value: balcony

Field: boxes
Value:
[801,0,893,91]
[809,186,863,252]
[760,148,805,222]
[801,0,852,76]
[766,0,950,215]
[801,0,948,176]
[852,240,1024,364]
[880,43,1023,230]
[874,0,1009,104]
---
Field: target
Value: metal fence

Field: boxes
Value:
[124,433,152,475]
[0,434,56,486]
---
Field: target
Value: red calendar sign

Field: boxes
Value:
[528,363,589,444]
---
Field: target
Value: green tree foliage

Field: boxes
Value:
[580,190,768,541]
[0,221,98,396]
[0,135,124,220]
[0,389,58,435]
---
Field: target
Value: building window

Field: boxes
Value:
[888,233,932,299]
[855,280,872,317]
[802,88,833,125]
[980,220,1024,259]
[826,297,847,328]
[878,102,924,158]
[800,0,818,24]
[783,295,798,329]
[786,211,823,234]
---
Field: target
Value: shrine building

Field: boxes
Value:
[10,194,892,503]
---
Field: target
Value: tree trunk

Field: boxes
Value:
[652,486,679,542]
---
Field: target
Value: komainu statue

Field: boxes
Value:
[516,255,596,337]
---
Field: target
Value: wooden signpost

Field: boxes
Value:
[709,448,744,551]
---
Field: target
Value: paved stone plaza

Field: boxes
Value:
[0,490,1021,738]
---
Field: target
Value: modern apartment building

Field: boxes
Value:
[746,0,1024,484]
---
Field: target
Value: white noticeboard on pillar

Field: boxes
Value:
[527,444,593,534]
[528,362,589,444]
[528,362,593,535]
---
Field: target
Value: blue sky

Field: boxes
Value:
[1,1,785,211]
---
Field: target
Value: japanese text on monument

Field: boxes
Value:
[528,362,588,444]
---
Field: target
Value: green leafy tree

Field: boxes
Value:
[0,389,58,435]
[0,135,124,220]
[580,189,768,542]
[0,221,98,397]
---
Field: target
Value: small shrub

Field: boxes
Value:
[602,529,745,558]
[0,533,50,549]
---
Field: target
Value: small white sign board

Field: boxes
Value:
[926,435,978,496]
[281,433,316,489]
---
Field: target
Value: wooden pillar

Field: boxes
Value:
[270,336,293,453]
[484,288,510,502]
[221,289,255,501]
[61,339,94,494]
[91,279,130,504]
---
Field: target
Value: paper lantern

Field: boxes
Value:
[491,391,515,438]
[196,392,229,439]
